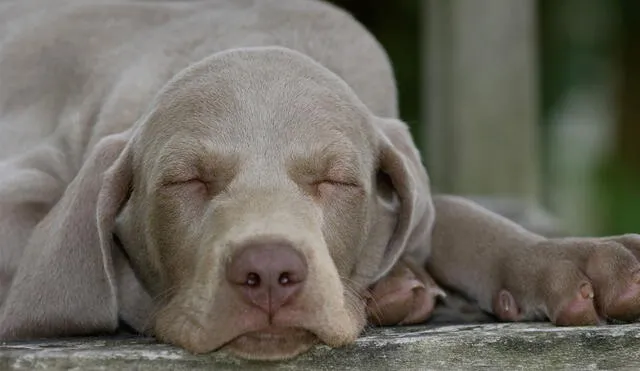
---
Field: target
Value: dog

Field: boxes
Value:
[1,0,640,361]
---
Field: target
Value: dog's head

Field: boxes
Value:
[0,47,433,360]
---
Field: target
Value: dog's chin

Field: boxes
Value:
[223,327,318,361]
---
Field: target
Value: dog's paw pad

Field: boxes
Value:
[492,289,521,321]
[605,271,640,322]
[553,282,601,326]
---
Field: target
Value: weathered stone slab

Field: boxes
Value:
[3,323,640,370]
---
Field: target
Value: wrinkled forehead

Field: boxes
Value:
[136,48,377,165]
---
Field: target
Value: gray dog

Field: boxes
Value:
[1,0,640,361]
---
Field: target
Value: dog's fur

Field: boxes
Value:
[1,0,640,361]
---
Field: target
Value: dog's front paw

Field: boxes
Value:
[495,234,640,326]
[366,259,445,326]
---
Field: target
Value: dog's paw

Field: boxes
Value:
[495,234,640,326]
[366,259,445,326]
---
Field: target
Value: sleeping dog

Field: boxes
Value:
[1,0,639,360]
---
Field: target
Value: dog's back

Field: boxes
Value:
[0,0,397,162]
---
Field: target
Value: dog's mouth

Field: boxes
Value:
[223,326,319,360]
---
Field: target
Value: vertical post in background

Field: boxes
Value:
[422,0,540,204]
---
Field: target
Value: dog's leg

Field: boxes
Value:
[427,195,640,325]
[0,143,69,304]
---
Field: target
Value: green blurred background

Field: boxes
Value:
[327,0,640,237]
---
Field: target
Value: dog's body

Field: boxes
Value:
[1,0,640,361]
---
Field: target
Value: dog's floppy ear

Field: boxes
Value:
[368,118,435,282]
[0,130,134,339]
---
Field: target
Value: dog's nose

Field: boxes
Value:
[226,242,308,315]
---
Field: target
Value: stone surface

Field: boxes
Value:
[3,323,640,370]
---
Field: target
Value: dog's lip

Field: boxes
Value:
[243,326,313,340]
[223,326,318,360]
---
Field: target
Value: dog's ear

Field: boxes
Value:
[0,130,134,339]
[367,118,435,282]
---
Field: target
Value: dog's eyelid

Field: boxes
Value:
[159,177,206,188]
[324,165,361,187]
[157,164,215,187]
[314,179,361,188]
[170,177,204,184]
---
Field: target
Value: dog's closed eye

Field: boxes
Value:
[162,178,210,194]
[314,179,359,187]
[314,179,360,191]
[158,164,234,198]
[311,178,363,201]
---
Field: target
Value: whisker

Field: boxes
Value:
[338,275,388,329]
[340,275,388,326]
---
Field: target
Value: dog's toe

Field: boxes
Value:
[367,259,445,326]
[539,237,640,324]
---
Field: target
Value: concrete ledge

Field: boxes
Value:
[3,323,640,370]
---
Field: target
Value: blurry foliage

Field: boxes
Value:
[599,0,640,235]
[597,161,640,235]
[537,0,640,235]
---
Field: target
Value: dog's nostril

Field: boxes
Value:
[246,272,260,287]
[279,272,291,285]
